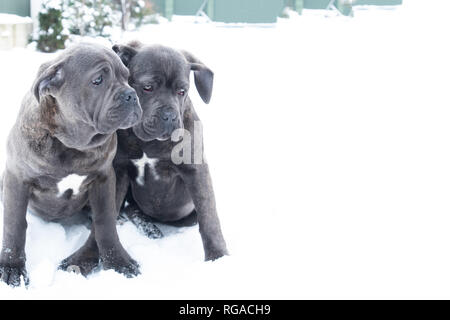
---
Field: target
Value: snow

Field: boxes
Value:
[0,14,32,25]
[1,0,450,299]
[44,0,63,11]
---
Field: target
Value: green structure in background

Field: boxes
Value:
[0,0,404,22]
[287,0,403,16]
[212,0,285,23]
[355,0,402,5]
[0,0,30,17]
[153,0,403,22]
[153,0,286,22]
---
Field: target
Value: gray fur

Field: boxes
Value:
[0,43,143,287]
[112,42,228,261]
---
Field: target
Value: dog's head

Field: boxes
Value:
[32,43,142,148]
[112,43,213,142]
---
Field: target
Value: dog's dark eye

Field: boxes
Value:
[177,89,186,96]
[92,75,102,85]
[143,85,153,92]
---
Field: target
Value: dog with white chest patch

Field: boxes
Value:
[0,43,143,286]
[112,41,228,261]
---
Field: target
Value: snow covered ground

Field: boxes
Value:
[0,13,32,24]
[1,0,450,299]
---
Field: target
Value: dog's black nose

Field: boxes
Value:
[160,108,178,122]
[119,89,137,104]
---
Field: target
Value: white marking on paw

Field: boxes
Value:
[132,153,159,185]
[57,174,87,197]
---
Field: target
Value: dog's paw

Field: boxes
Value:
[101,252,141,278]
[58,255,99,277]
[134,219,164,239]
[123,205,164,239]
[205,248,229,262]
[0,263,29,287]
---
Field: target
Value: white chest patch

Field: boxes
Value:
[57,174,87,197]
[132,153,159,185]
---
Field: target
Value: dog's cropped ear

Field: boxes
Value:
[181,50,214,104]
[33,61,65,103]
[112,44,138,67]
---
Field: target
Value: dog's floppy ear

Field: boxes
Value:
[181,50,214,104]
[112,44,138,67]
[33,60,65,103]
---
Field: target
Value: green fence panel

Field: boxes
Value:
[0,0,30,17]
[207,0,214,19]
[287,0,353,15]
[283,0,303,13]
[354,0,402,5]
[152,0,166,14]
[174,0,204,15]
[151,0,403,23]
[286,0,403,12]
[303,0,331,9]
[213,0,284,23]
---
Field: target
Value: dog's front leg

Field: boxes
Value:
[59,230,99,276]
[89,166,140,277]
[115,167,130,215]
[0,170,30,287]
[178,163,228,261]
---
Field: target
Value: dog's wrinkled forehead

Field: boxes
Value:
[63,43,129,79]
[130,46,189,82]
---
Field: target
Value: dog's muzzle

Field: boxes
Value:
[109,89,142,130]
[143,106,182,140]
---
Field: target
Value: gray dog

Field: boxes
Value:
[112,42,228,261]
[0,43,142,287]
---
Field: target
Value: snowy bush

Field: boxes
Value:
[130,0,155,28]
[34,0,156,51]
[64,0,118,37]
[36,0,69,52]
[114,0,156,30]
[62,0,155,36]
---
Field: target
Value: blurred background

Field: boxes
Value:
[0,0,403,51]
